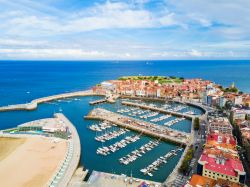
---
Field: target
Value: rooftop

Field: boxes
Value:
[199,152,245,177]
[185,174,243,187]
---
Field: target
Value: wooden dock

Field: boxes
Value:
[85,108,190,146]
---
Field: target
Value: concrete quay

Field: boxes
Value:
[52,113,81,187]
[85,108,190,146]
[0,90,103,112]
[121,101,194,120]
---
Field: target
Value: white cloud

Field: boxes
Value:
[188,49,203,57]
[0,0,250,59]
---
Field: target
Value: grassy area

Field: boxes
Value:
[118,76,184,84]
[0,137,26,161]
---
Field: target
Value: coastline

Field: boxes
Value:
[0,90,104,112]
[0,88,209,185]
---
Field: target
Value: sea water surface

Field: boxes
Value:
[0,60,249,182]
[0,60,250,106]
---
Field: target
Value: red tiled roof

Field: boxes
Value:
[207,133,236,146]
[200,154,244,177]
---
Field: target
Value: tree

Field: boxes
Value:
[225,100,233,110]
[229,111,234,125]
[179,147,194,174]
[194,117,200,131]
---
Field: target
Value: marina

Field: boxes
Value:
[88,121,116,132]
[94,128,129,142]
[140,147,183,177]
[121,101,194,119]
[119,140,160,165]
[96,134,141,156]
[164,117,185,127]
[0,95,202,182]
[85,108,190,145]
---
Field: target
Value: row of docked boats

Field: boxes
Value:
[95,128,130,142]
[163,117,185,127]
[96,135,141,156]
[119,140,160,165]
[161,103,171,109]
[168,105,187,112]
[88,121,116,132]
[117,106,140,114]
[140,147,183,177]
[184,110,196,115]
[127,109,149,117]
[150,114,171,122]
[139,112,159,119]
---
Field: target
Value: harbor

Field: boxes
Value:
[85,108,190,145]
[0,95,203,183]
[121,101,195,119]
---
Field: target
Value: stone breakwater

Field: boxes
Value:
[0,90,103,112]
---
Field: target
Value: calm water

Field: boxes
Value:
[0,60,250,106]
[0,96,191,182]
[0,60,249,182]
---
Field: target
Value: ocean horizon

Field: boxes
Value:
[1,60,250,106]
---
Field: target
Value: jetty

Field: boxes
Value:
[85,108,190,145]
[89,99,107,105]
[0,90,103,112]
[121,101,194,119]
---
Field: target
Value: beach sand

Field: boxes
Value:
[0,136,67,187]
[0,137,26,161]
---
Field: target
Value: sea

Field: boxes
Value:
[0,60,249,182]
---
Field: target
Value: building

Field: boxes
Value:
[185,174,243,187]
[197,151,246,184]
[234,95,243,105]
[232,109,247,121]
[206,133,237,151]
[208,117,233,134]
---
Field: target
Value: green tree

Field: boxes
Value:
[194,117,200,131]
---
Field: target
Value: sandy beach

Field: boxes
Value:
[0,136,67,187]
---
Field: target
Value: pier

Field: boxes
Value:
[85,108,190,145]
[121,101,195,119]
[89,99,107,105]
[0,90,103,112]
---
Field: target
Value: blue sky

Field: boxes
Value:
[0,0,250,60]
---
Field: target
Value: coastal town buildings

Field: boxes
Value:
[207,117,233,134]
[184,174,243,187]
[91,76,250,186]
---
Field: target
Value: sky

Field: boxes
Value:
[0,0,250,60]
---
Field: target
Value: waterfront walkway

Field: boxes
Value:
[50,113,81,187]
[0,90,103,112]
[121,101,194,119]
[85,108,190,145]
[0,113,81,187]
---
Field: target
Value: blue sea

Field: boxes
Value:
[1,60,250,107]
[0,60,250,182]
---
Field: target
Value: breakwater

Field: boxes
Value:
[0,90,104,112]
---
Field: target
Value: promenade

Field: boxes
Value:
[121,101,194,120]
[85,108,190,145]
[51,113,81,187]
[0,90,103,112]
